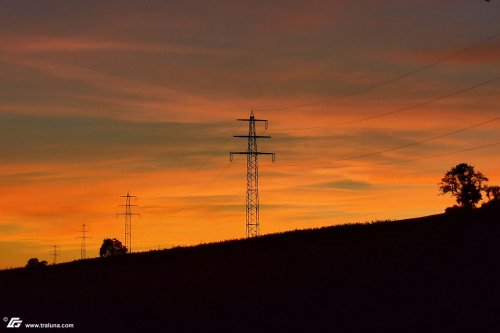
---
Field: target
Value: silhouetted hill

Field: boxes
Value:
[1,203,500,332]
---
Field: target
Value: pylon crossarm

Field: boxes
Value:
[236,118,268,122]
[230,152,247,161]
[258,152,276,162]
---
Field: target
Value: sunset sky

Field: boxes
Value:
[1,0,499,269]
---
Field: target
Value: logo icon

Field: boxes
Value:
[6,317,22,328]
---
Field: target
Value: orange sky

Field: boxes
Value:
[1,0,499,269]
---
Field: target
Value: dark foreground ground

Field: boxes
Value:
[1,203,500,332]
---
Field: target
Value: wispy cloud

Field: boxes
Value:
[0,34,240,56]
[309,179,373,190]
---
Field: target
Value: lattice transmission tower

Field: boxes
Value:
[230,111,275,238]
[118,192,139,253]
[76,223,91,260]
[52,245,59,265]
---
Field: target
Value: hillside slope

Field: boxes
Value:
[1,204,500,332]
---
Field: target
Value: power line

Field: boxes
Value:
[334,117,499,162]
[164,123,260,220]
[173,121,246,196]
[284,77,499,131]
[274,117,499,168]
[254,32,500,112]
[273,141,500,170]
[164,158,241,218]
[162,122,270,222]
[381,141,500,165]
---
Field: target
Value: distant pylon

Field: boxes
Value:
[230,111,275,238]
[117,192,139,253]
[52,245,59,265]
[76,224,91,260]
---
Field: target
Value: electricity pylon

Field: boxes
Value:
[230,111,275,238]
[52,245,59,265]
[76,224,91,260]
[118,192,139,253]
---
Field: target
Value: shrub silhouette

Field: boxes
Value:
[485,185,500,202]
[439,163,488,209]
[99,238,128,258]
[26,258,48,269]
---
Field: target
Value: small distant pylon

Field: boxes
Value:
[117,192,139,253]
[52,245,60,265]
[76,224,92,260]
[230,111,275,238]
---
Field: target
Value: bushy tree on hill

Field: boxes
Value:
[439,163,489,209]
[99,238,128,258]
[485,185,500,202]
[26,258,48,269]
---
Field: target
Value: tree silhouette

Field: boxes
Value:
[99,238,128,258]
[26,258,48,269]
[485,185,500,202]
[439,163,488,209]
